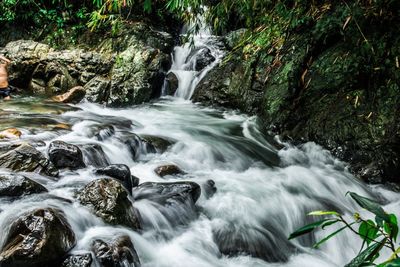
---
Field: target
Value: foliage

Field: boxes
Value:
[289,192,400,267]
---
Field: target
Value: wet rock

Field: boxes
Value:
[134,181,201,204]
[139,135,175,153]
[0,173,47,198]
[91,236,140,267]
[52,86,86,104]
[213,222,293,262]
[164,72,179,96]
[61,253,92,267]
[0,143,59,177]
[133,181,200,226]
[123,134,156,160]
[81,144,110,168]
[0,208,76,267]
[0,128,22,139]
[95,125,115,141]
[48,141,85,169]
[84,76,111,103]
[154,164,185,177]
[94,164,135,191]
[193,48,216,71]
[77,178,141,230]
[202,179,217,199]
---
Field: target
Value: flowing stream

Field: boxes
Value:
[0,23,399,267]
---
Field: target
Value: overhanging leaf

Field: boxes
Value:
[288,219,334,240]
[308,211,340,216]
[348,192,390,223]
[345,239,387,267]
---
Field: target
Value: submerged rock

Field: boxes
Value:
[0,173,47,198]
[0,143,59,177]
[133,181,200,226]
[202,179,217,199]
[48,141,85,169]
[0,128,22,139]
[139,135,175,153]
[94,164,135,192]
[52,86,86,104]
[61,253,93,267]
[154,164,185,177]
[77,178,141,230]
[91,236,141,267]
[0,208,76,267]
[122,134,156,160]
[81,144,109,168]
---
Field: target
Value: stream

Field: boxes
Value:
[0,22,399,267]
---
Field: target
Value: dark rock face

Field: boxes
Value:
[61,253,92,267]
[94,164,134,191]
[0,208,76,267]
[133,181,200,226]
[77,178,141,230]
[91,236,141,267]
[194,4,400,185]
[48,141,85,169]
[0,173,47,197]
[0,143,59,177]
[154,164,185,177]
[192,48,216,71]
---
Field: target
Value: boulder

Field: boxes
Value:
[94,164,135,191]
[0,128,22,139]
[154,164,185,177]
[0,143,59,177]
[91,236,140,267]
[0,173,47,198]
[52,86,86,104]
[77,178,141,230]
[48,141,85,169]
[61,253,92,267]
[0,208,76,267]
[164,72,179,96]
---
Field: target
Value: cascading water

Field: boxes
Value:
[168,16,224,100]
[0,21,399,267]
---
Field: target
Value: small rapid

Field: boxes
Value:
[0,20,399,267]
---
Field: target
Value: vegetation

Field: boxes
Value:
[290,192,400,267]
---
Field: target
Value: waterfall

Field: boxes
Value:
[167,16,224,100]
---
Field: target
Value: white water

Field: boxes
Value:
[169,17,224,99]
[0,22,400,267]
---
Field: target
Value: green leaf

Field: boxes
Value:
[288,219,335,240]
[378,258,400,267]
[359,220,378,245]
[348,192,390,222]
[322,219,341,229]
[345,239,387,267]
[313,224,349,248]
[308,211,340,216]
